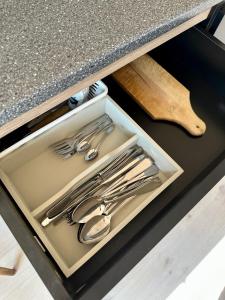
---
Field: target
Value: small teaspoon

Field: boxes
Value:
[84,125,115,161]
[76,122,113,153]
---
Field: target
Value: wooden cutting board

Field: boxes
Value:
[113,54,206,136]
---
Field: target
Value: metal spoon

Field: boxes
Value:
[76,122,113,153]
[65,152,146,224]
[70,196,117,224]
[41,145,145,227]
[71,174,161,225]
[78,196,135,244]
[84,125,114,161]
[51,114,112,155]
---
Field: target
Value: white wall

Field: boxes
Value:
[214,16,225,44]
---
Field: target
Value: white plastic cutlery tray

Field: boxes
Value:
[0,94,183,277]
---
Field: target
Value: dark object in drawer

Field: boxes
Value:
[0,27,225,300]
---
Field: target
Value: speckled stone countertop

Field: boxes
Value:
[0,0,222,127]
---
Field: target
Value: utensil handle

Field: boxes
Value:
[103,163,159,197]
[104,176,162,204]
[95,125,114,151]
[80,120,113,144]
[73,114,111,139]
[103,172,144,197]
[46,177,100,219]
[43,177,101,226]
[42,194,86,226]
[87,149,139,196]
[103,154,145,188]
[99,147,136,178]
[107,196,135,217]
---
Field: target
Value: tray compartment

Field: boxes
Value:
[0,95,182,277]
[0,26,224,299]
[31,135,138,218]
[0,97,134,211]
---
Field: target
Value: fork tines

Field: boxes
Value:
[51,114,113,158]
[88,82,100,100]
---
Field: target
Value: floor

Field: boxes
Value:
[0,216,52,300]
[0,176,224,300]
[104,177,225,300]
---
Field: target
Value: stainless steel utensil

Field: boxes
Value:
[51,114,112,157]
[78,196,135,244]
[70,196,118,224]
[103,163,159,197]
[104,157,153,193]
[57,119,113,156]
[42,146,141,226]
[92,146,144,185]
[41,145,151,227]
[66,149,146,212]
[103,176,162,203]
[65,154,151,224]
[42,176,100,226]
[76,121,113,153]
[84,125,115,161]
[70,173,161,225]
[78,176,162,244]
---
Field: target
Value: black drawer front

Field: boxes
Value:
[1,26,225,300]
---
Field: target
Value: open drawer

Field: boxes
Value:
[0,26,224,300]
[0,94,182,277]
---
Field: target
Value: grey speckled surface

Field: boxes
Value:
[0,0,222,127]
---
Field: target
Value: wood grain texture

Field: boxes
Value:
[0,9,210,139]
[104,177,225,300]
[0,267,16,276]
[113,55,206,136]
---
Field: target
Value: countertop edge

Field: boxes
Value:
[0,1,220,134]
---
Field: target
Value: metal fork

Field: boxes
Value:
[87,82,100,99]
[41,146,144,226]
[51,114,112,157]
[54,122,111,157]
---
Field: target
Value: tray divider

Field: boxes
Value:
[31,135,138,218]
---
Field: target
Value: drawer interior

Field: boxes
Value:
[0,26,224,297]
[0,95,182,277]
[65,28,225,297]
[0,99,133,211]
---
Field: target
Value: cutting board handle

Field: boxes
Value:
[113,54,206,136]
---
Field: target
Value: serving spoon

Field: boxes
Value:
[78,196,135,244]
[71,173,161,225]
[78,176,162,244]
[70,196,117,224]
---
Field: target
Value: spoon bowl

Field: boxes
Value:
[71,196,105,224]
[71,175,161,225]
[84,125,115,161]
[79,215,111,244]
[76,140,91,153]
[77,122,113,153]
[84,148,98,161]
[78,196,135,244]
